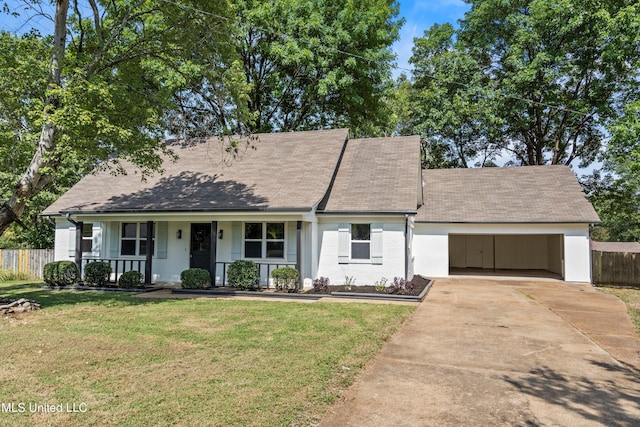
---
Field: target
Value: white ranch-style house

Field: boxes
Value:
[43,129,600,286]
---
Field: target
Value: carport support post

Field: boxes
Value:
[145,221,153,285]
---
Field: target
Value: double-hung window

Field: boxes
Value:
[82,223,94,253]
[121,222,155,256]
[351,224,371,259]
[244,222,285,259]
[338,222,382,264]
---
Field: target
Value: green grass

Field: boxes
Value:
[599,286,640,333]
[0,282,415,426]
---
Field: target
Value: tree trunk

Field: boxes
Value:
[0,0,69,236]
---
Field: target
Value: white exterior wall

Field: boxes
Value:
[414,222,593,283]
[563,232,592,282]
[413,227,449,278]
[317,216,406,285]
[54,220,74,261]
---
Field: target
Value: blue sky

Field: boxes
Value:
[393,0,470,77]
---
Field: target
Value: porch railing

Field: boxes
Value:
[82,258,146,284]
[214,261,295,288]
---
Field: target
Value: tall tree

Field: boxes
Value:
[0,0,237,237]
[409,0,640,168]
[586,100,640,241]
[173,0,403,136]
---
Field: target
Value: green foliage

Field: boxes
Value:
[409,0,640,168]
[227,260,260,290]
[585,99,640,242]
[180,268,211,289]
[374,277,388,293]
[83,262,112,287]
[0,269,32,281]
[344,276,355,291]
[118,271,143,289]
[57,261,79,287]
[43,261,79,287]
[271,266,299,292]
[0,1,237,240]
[43,262,56,285]
[176,0,402,136]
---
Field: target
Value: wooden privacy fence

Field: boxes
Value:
[0,249,54,279]
[592,250,640,287]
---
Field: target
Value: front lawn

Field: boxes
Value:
[599,286,640,333]
[0,282,415,426]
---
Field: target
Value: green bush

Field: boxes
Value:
[43,262,56,285]
[227,260,260,290]
[55,261,79,286]
[84,261,112,286]
[271,266,299,292]
[180,268,211,289]
[118,271,143,288]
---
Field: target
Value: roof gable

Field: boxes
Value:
[44,129,349,215]
[417,165,600,223]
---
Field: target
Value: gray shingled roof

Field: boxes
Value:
[43,129,348,215]
[417,165,600,223]
[319,135,421,213]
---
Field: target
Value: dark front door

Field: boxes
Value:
[190,223,211,270]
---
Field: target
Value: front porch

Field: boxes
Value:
[72,218,313,287]
[82,258,296,288]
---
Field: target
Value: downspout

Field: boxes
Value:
[405,214,409,280]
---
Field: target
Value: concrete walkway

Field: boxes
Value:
[320,278,640,426]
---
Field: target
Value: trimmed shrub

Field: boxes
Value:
[42,261,79,286]
[271,266,299,292]
[43,262,56,285]
[118,271,143,288]
[84,261,112,286]
[55,261,79,286]
[180,268,211,289]
[227,260,260,290]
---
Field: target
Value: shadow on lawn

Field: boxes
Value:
[503,362,640,427]
[0,283,167,310]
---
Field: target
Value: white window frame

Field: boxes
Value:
[81,223,94,254]
[338,222,383,265]
[350,223,371,261]
[120,222,156,257]
[243,222,286,260]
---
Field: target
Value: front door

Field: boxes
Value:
[190,223,211,270]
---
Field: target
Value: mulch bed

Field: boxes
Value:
[305,275,431,296]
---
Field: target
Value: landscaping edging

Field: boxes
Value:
[172,288,324,300]
[172,277,434,302]
[330,278,434,302]
[42,285,162,293]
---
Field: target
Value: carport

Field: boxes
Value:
[412,166,601,283]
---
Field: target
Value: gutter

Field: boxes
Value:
[57,207,314,215]
[405,214,409,280]
[65,213,79,225]
[317,210,418,216]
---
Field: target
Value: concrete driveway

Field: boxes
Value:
[320,278,640,426]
